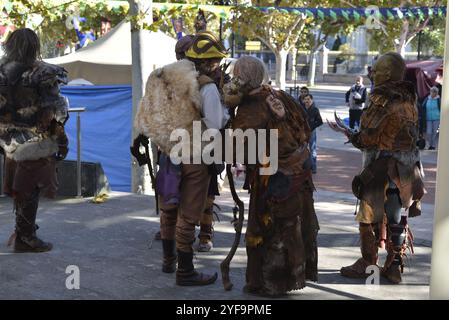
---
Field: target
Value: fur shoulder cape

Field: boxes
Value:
[370,80,416,107]
[0,59,67,161]
[135,59,204,157]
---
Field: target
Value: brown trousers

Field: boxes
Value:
[199,196,214,241]
[3,157,58,199]
[3,157,58,238]
[160,164,211,252]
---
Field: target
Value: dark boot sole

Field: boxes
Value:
[14,243,53,253]
[176,272,218,286]
[340,269,370,279]
[381,271,402,284]
[162,265,176,273]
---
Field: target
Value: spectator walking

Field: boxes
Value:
[298,86,309,107]
[420,86,441,150]
[345,76,367,129]
[302,94,323,174]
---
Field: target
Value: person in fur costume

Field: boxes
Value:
[151,35,222,254]
[0,29,69,253]
[329,52,425,284]
[135,31,229,286]
[223,56,319,297]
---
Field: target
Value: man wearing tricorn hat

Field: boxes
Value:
[135,31,229,286]
[151,33,225,253]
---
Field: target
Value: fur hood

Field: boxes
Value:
[370,80,416,107]
[135,59,204,158]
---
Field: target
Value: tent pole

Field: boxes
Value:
[430,8,449,299]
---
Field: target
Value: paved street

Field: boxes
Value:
[0,86,436,300]
[0,187,432,300]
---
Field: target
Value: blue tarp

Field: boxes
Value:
[61,85,132,192]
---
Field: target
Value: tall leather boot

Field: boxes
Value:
[341,223,379,278]
[14,191,53,253]
[176,250,217,286]
[162,239,177,273]
[382,218,410,284]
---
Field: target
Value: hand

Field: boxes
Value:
[223,82,243,108]
[326,120,352,139]
[133,134,149,147]
[224,92,243,108]
[55,145,68,161]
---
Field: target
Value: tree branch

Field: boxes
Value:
[403,0,439,47]
[265,11,276,49]
[257,35,276,53]
[287,20,306,51]
[315,34,329,52]
[283,12,306,49]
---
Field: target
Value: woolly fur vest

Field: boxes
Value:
[135,59,205,159]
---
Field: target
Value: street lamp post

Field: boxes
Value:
[417,30,423,60]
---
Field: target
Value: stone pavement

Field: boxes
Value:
[0,182,431,300]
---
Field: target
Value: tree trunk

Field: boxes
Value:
[399,45,406,58]
[289,47,298,83]
[275,49,288,90]
[396,20,409,58]
[307,50,317,87]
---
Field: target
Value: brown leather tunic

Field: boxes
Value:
[231,87,319,295]
[351,81,425,224]
[353,81,419,151]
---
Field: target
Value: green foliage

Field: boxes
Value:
[147,4,221,37]
[2,0,446,59]
[226,0,360,53]
[2,0,129,57]
[410,16,446,57]
[361,0,447,55]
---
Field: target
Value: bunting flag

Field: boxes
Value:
[251,6,447,21]
[149,3,448,22]
[4,1,442,21]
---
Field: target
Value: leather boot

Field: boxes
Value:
[341,223,379,278]
[382,246,404,284]
[381,220,409,284]
[176,250,217,286]
[162,239,177,273]
[14,194,53,253]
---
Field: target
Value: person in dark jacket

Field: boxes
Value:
[298,86,309,108]
[302,94,323,173]
[419,86,441,150]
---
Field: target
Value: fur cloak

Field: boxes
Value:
[135,59,204,159]
[0,59,68,161]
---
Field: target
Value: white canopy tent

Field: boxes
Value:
[45,20,177,85]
